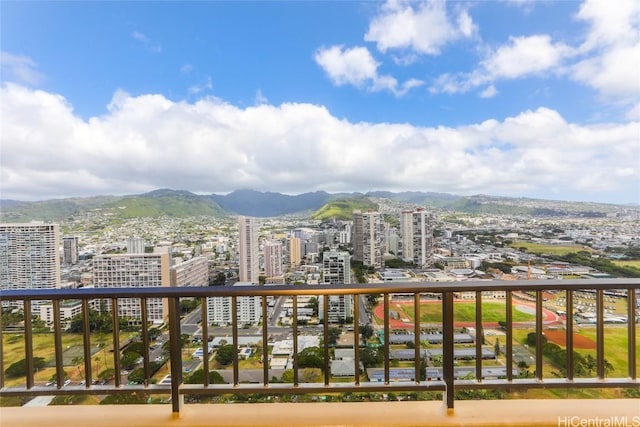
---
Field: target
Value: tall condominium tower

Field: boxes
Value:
[171,256,210,287]
[238,216,259,284]
[288,237,301,268]
[92,253,171,325]
[127,237,146,254]
[352,211,384,269]
[319,250,352,323]
[400,208,434,268]
[263,240,283,277]
[0,223,61,309]
[62,236,79,265]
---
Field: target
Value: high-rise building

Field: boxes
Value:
[62,236,79,265]
[288,237,301,268]
[0,223,61,310]
[127,237,146,254]
[238,216,259,284]
[400,208,434,268]
[171,256,209,287]
[352,211,384,269]
[206,282,261,326]
[263,240,283,277]
[319,250,352,323]
[92,253,171,324]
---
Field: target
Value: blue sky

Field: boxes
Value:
[1,1,639,204]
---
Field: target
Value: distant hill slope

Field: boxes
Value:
[210,189,332,217]
[0,189,227,222]
[103,189,227,218]
[311,196,379,221]
[0,188,632,222]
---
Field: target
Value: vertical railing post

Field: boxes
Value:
[442,291,455,410]
[535,290,543,381]
[201,297,210,387]
[383,293,390,385]
[596,289,605,379]
[53,300,64,388]
[82,299,92,387]
[566,290,574,381]
[140,298,150,386]
[111,298,121,388]
[261,296,269,386]
[475,291,483,382]
[353,293,360,386]
[414,293,421,384]
[24,300,34,389]
[168,296,183,414]
[231,296,239,386]
[292,295,299,386]
[628,288,636,380]
[323,295,330,386]
[506,290,513,382]
[0,301,4,389]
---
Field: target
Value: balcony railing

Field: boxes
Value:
[1,278,638,415]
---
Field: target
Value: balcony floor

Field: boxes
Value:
[2,399,639,427]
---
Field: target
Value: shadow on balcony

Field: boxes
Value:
[2,399,639,427]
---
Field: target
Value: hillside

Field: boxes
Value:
[102,189,227,218]
[311,196,379,221]
[0,188,634,222]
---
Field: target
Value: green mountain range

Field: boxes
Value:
[0,188,632,223]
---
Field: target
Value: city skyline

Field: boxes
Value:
[1,1,638,204]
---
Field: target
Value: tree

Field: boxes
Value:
[327,327,341,346]
[185,369,226,384]
[215,344,234,365]
[5,357,46,378]
[297,347,323,369]
[121,352,141,369]
[98,368,116,381]
[305,297,319,317]
[360,347,383,368]
[406,340,415,349]
[360,324,374,341]
[494,338,501,356]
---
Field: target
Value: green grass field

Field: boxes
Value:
[395,301,536,324]
[612,260,640,269]
[1,332,136,387]
[509,241,592,255]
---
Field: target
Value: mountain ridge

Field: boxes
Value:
[0,188,634,222]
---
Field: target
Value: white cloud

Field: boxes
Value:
[255,89,269,105]
[180,64,193,74]
[1,83,638,203]
[131,30,162,53]
[570,0,640,100]
[0,52,44,86]
[430,35,573,95]
[364,0,477,55]
[188,76,213,95]
[481,35,572,79]
[314,45,423,96]
[479,85,498,99]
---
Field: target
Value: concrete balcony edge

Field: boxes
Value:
[2,399,639,427]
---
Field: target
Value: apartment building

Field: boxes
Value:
[352,211,384,269]
[238,216,259,284]
[92,252,171,325]
[0,223,61,310]
[206,282,261,326]
[171,256,209,287]
[62,236,79,265]
[263,240,283,277]
[319,250,352,323]
[288,236,301,268]
[400,208,434,268]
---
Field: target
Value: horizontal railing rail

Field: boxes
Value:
[1,279,638,413]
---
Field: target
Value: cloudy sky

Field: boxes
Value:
[1,1,638,204]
